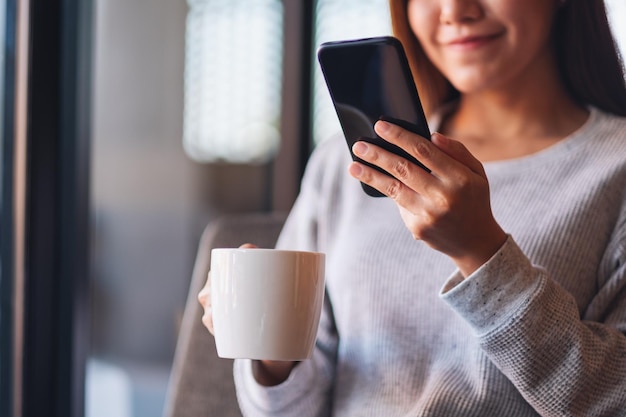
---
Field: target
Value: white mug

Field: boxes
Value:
[210,248,325,360]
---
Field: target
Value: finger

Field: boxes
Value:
[431,133,485,176]
[201,309,214,334]
[197,272,211,306]
[349,161,422,209]
[351,140,433,193]
[374,121,484,178]
[374,120,439,170]
[198,286,210,306]
[239,243,257,249]
[375,121,487,184]
[198,271,215,334]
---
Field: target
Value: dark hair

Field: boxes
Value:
[554,1,626,116]
[389,0,626,118]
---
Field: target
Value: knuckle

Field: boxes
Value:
[410,228,424,241]
[432,190,452,212]
[395,128,410,142]
[419,217,439,239]
[409,218,431,241]
[412,140,431,159]
[201,313,213,332]
[198,289,210,305]
[359,167,373,183]
[392,159,410,180]
[385,180,402,198]
[453,172,472,189]
[367,148,380,162]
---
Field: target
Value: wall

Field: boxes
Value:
[91,0,272,368]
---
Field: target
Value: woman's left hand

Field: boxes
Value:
[349,120,507,277]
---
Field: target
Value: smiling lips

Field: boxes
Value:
[443,32,504,50]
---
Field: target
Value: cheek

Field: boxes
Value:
[407,0,437,47]
[406,1,450,77]
[493,0,557,49]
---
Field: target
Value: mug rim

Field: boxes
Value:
[211,247,324,257]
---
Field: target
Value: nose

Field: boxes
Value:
[439,0,483,24]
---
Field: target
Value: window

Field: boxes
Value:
[183,0,284,163]
[312,0,391,144]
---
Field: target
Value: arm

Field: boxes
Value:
[441,236,626,416]
[234,292,338,416]
[233,138,342,416]
[251,361,298,387]
[351,119,626,414]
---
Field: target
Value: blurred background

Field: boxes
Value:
[86,0,394,415]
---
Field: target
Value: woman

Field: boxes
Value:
[199,0,626,415]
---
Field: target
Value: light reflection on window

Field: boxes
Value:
[313,0,392,145]
[183,0,283,163]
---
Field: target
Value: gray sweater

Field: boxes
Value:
[234,107,626,416]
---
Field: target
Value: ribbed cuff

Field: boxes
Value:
[439,236,544,337]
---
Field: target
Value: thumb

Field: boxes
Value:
[431,132,485,177]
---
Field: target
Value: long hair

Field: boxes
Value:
[388,0,626,118]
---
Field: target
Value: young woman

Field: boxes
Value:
[199,0,626,415]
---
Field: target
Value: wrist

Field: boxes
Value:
[252,360,298,386]
[453,227,508,277]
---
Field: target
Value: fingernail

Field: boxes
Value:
[432,132,447,144]
[375,120,391,134]
[348,162,363,177]
[352,141,368,156]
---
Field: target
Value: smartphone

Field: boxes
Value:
[317,36,431,197]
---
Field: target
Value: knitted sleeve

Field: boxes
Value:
[441,231,626,416]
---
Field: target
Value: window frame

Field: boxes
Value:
[1,0,93,416]
[271,0,316,211]
[0,0,17,413]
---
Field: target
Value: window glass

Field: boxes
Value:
[183,0,284,163]
[312,0,391,145]
[88,1,280,415]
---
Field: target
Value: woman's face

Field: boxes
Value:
[407,0,560,94]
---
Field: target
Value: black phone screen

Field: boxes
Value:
[318,36,431,197]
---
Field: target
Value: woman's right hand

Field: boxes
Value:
[197,271,216,335]
[197,243,297,386]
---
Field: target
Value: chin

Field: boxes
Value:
[448,78,491,95]
[447,68,507,95]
